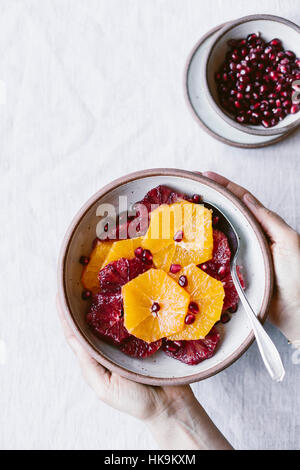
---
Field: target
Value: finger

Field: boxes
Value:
[203,171,248,199]
[203,171,292,243]
[56,295,111,390]
[243,193,293,243]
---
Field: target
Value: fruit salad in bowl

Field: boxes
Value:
[58,169,273,385]
[80,185,245,366]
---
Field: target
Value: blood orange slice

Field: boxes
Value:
[163,327,220,365]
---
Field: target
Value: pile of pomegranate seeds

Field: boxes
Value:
[215,33,300,128]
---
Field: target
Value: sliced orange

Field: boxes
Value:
[103,237,143,267]
[122,268,190,343]
[142,201,213,271]
[174,202,213,264]
[152,243,175,271]
[81,241,113,293]
[141,204,175,253]
[168,264,224,340]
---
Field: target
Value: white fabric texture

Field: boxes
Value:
[1,0,300,450]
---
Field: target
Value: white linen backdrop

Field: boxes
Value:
[1,0,300,450]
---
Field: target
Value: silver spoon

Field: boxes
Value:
[204,201,285,382]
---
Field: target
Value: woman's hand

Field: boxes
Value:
[57,296,193,421]
[203,172,300,343]
[57,296,232,450]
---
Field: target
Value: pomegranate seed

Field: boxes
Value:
[170,264,182,274]
[185,314,196,325]
[201,264,207,271]
[273,107,282,116]
[264,45,273,54]
[291,104,299,114]
[279,65,288,74]
[221,313,231,324]
[260,101,268,111]
[82,289,92,300]
[236,114,246,123]
[286,50,295,59]
[270,38,282,49]
[212,216,219,226]
[192,194,202,204]
[165,342,179,353]
[178,275,187,287]
[247,33,259,45]
[218,266,227,277]
[251,102,260,110]
[262,119,271,128]
[174,230,184,242]
[189,302,199,313]
[280,57,290,65]
[143,249,153,264]
[79,256,89,265]
[134,246,143,258]
[259,84,268,95]
[151,302,160,313]
[270,71,278,80]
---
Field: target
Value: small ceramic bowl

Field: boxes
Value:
[205,14,300,136]
[57,169,274,385]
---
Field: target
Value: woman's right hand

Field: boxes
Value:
[203,172,300,344]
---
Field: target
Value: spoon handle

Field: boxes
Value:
[231,265,285,382]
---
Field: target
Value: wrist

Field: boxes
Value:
[146,391,198,427]
[145,394,203,450]
[145,391,232,450]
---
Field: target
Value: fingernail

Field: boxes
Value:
[244,193,261,208]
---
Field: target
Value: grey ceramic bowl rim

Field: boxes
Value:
[204,14,300,137]
[57,168,274,386]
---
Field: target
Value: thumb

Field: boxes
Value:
[243,193,291,243]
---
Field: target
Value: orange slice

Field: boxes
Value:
[168,264,224,340]
[103,237,143,267]
[81,241,113,293]
[142,201,213,271]
[141,204,176,253]
[152,243,176,271]
[122,268,190,343]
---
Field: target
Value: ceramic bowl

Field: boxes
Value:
[57,169,274,385]
[205,14,300,136]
